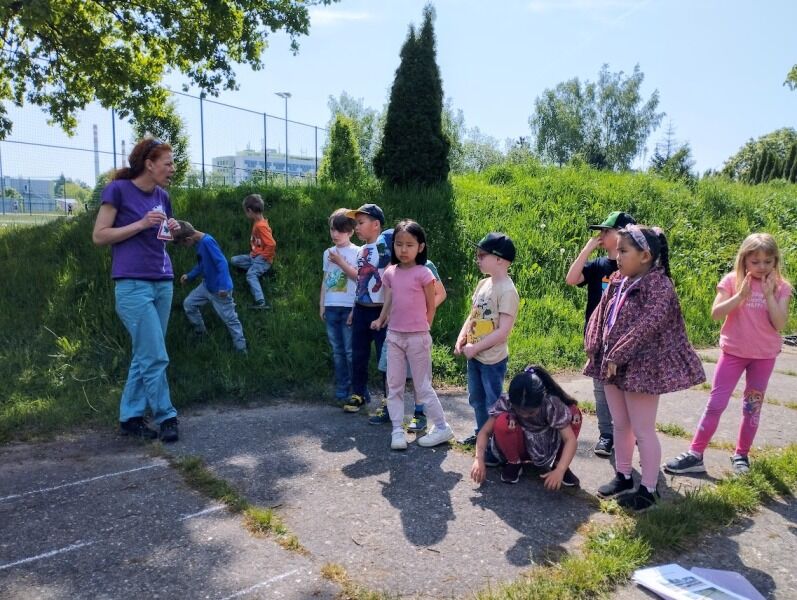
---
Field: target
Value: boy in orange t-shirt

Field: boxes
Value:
[231,193,276,309]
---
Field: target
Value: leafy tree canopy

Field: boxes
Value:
[721,127,797,180]
[529,64,664,170]
[0,0,334,139]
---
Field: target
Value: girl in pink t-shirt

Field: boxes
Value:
[665,233,792,476]
[371,220,455,451]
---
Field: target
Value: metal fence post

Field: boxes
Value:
[111,109,117,170]
[263,113,268,182]
[0,142,5,215]
[200,94,206,187]
[314,126,318,182]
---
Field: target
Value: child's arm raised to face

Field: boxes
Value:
[565,236,601,286]
[470,416,496,484]
[328,249,357,280]
[763,273,790,331]
[540,426,577,491]
[711,275,750,321]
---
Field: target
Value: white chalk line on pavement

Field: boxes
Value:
[0,461,167,503]
[0,541,95,571]
[178,505,226,521]
[218,569,300,600]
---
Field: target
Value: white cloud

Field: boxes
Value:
[309,8,373,26]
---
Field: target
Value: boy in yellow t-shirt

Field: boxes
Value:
[454,233,520,452]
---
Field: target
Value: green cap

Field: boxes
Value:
[589,211,636,231]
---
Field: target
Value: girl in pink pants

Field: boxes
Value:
[664,234,792,476]
[584,225,705,511]
[371,220,454,451]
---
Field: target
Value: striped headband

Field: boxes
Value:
[622,224,663,252]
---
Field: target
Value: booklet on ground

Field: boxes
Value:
[632,563,760,600]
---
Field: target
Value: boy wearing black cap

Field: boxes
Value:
[455,233,520,452]
[565,210,636,457]
[328,203,391,413]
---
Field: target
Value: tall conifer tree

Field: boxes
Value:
[374,5,450,185]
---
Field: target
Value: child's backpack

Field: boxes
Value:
[377,228,394,269]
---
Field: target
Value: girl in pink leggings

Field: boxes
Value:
[584,225,705,511]
[664,234,792,476]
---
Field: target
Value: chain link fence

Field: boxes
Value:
[0,91,328,216]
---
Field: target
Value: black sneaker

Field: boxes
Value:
[663,451,706,474]
[593,436,614,457]
[120,417,157,440]
[459,434,477,446]
[159,417,179,443]
[617,486,659,511]
[561,468,580,488]
[501,463,523,484]
[597,472,635,498]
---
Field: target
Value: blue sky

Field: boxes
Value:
[168,0,795,173]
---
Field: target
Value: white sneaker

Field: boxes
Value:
[417,424,454,447]
[391,430,408,450]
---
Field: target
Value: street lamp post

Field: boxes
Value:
[275,92,291,185]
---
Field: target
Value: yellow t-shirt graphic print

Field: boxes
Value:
[466,276,520,365]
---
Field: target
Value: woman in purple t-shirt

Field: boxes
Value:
[92,137,181,443]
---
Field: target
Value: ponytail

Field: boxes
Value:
[657,231,671,278]
[113,137,172,181]
[508,365,578,409]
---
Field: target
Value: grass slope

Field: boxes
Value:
[1,165,795,440]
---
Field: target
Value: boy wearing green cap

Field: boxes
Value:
[565,210,636,457]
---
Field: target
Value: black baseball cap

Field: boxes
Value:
[472,232,516,263]
[345,203,385,226]
[589,211,636,231]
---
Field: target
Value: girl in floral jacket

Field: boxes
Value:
[584,225,704,510]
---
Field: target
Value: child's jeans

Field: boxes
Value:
[324,306,353,400]
[492,407,582,466]
[467,357,508,434]
[385,331,446,429]
[351,304,386,400]
[230,254,271,303]
[593,378,613,438]
[183,283,246,351]
[604,384,660,489]
[690,351,776,456]
[114,279,177,425]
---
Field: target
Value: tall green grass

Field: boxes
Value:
[1,166,795,441]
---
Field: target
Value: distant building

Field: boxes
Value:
[212,148,317,185]
[2,177,55,200]
[1,177,58,212]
